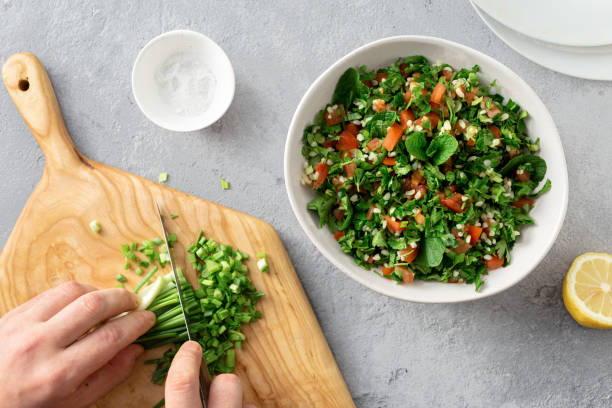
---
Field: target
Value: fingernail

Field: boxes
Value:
[142,310,156,323]
[183,340,202,354]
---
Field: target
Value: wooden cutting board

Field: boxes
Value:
[0,52,354,408]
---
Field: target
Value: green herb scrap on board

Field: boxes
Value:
[301,56,550,290]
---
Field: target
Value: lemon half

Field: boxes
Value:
[563,252,612,329]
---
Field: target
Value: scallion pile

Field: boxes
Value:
[126,230,263,386]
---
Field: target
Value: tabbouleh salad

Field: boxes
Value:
[300,56,550,290]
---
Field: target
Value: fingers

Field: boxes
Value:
[63,310,154,381]
[208,374,243,408]
[48,288,140,345]
[16,281,97,321]
[165,341,204,408]
[59,344,144,408]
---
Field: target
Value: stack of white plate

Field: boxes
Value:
[470,0,612,80]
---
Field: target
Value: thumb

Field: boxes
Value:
[165,341,203,408]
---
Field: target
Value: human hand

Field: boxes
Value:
[0,281,155,408]
[166,341,256,408]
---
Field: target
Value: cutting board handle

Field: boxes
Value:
[2,52,84,169]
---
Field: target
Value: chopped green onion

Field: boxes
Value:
[171,214,179,220]
[124,261,131,270]
[134,266,158,294]
[158,172,168,183]
[89,220,101,233]
[135,267,143,276]
[115,274,127,283]
[134,230,263,384]
[256,251,266,259]
[221,177,230,190]
[256,257,269,273]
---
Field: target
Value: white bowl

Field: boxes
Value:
[284,36,568,303]
[131,29,235,132]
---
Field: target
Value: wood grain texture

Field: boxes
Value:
[0,52,354,408]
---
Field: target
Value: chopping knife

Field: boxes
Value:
[154,202,212,407]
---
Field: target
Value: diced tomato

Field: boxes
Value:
[515,170,531,183]
[431,82,446,105]
[382,157,396,166]
[334,230,345,241]
[442,68,453,82]
[467,225,483,243]
[403,89,412,104]
[482,97,501,118]
[453,238,471,254]
[427,112,440,129]
[465,87,479,105]
[398,63,408,78]
[385,215,405,233]
[414,210,425,225]
[413,73,421,78]
[411,171,425,188]
[466,138,476,147]
[367,205,376,221]
[325,104,346,126]
[336,130,359,151]
[485,255,504,270]
[333,208,344,222]
[508,148,520,159]
[362,79,374,88]
[382,267,394,276]
[396,266,414,283]
[341,152,356,178]
[366,138,383,151]
[312,163,328,189]
[383,123,404,151]
[429,101,441,111]
[343,161,356,178]
[400,109,416,130]
[398,247,419,263]
[415,112,440,130]
[447,278,460,284]
[366,255,375,264]
[376,72,388,82]
[488,125,501,139]
[440,192,470,213]
[322,138,336,148]
[345,123,360,136]
[511,197,535,209]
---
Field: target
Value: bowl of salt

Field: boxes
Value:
[132,29,235,132]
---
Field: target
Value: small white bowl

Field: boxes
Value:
[284,36,569,303]
[132,29,235,132]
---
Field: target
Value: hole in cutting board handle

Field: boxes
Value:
[18,79,29,91]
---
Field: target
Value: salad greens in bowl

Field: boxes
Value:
[284,37,568,303]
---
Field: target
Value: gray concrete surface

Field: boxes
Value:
[0,1,610,407]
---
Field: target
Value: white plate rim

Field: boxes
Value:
[470,1,612,81]
[472,0,612,47]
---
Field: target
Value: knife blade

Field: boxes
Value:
[154,202,211,407]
